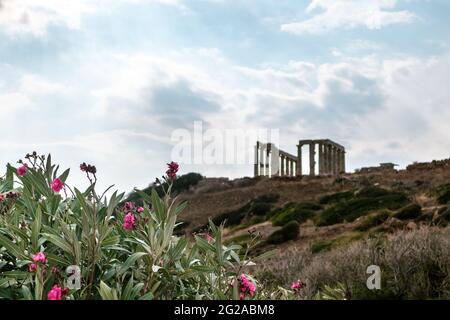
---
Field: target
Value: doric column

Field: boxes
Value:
[254,142,259,177]
[280,155,285,176]
[341,149,346,173]
[297,144,302,176]
[330,146,335,175]
[333,147,339,175]
[325,144,331,175]
[336,149,341,174]
[309,142,316,176]
[318,142,325,175]
[259,144,265,176]
[289,159,294,177]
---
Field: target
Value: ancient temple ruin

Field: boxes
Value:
[254,139,346,177]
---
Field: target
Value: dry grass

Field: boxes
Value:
[255,226,450,299]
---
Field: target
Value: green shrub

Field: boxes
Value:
[316,188,409,226]
[266,221,299,244]
[356,186,392,198]
[296,202,322,211]
[355,211,390,232]
[272,208,316,226]
[269,201,321,226]
[311,240,333,253]
[254,193,279,204]
[435,183,450,204]
[393,204,422,220]
[319,191,354,204]
[250,202,273,216]
[212,207,248,227]
[249,215,266,225]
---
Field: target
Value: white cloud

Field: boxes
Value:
[0,0,186,36]
[2,43,450,189]
[20,74,68,95]
[281,0,419,35]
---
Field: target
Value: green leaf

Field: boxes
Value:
[191,265,216,273]
[194,236,215,253]
[0,233,27,260]
[59,168,70,184]
[121,275,134,300]
[117,252,147,276]
[31,205,42,251]
[21,285,33,300]
[99,281,118,300]
[42,233,73,256]
[139,291,154,300]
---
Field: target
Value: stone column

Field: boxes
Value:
[334,147,338,175]
[325,144,331,175]
[309,142,316,176]
[336,149,341,174]
[329,146,335,175]
[334,147,339,175]
[318,142,325,175]
[297,144,303,176]
[341,149,346,173]
[289,159,294,177]
[254,142,259,177]
[280,155,285,176]
[259,144,265,176]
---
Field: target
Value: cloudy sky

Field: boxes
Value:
[1,0,450,194]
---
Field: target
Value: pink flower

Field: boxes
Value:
[28,263,37,272]
[123,212,136,231]
[32,252,48,264]
[206,233,214,243]
[17,164,28,177]
[124,202,135,212]
[238,274,256,298]
[0,194,4,202]
[51,178,64,193]
[47,285,63,300]
[239,293,244,300]
[137,207,144,213]
[290,280,304,291]
[166,161,179,179]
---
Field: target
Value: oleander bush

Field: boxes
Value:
[0,153,277,300]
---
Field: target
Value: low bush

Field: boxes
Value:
[319,191,354,204]
[355,211,390,232]
[266,221,300,244]
[272,208,316,226]
[270,202,321,226]
[393,204,422,220]
[316,187,409,226]
[435,183,450,204]
[254,193,280,204]
[250,202,273,216]
[311,240,333,253]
